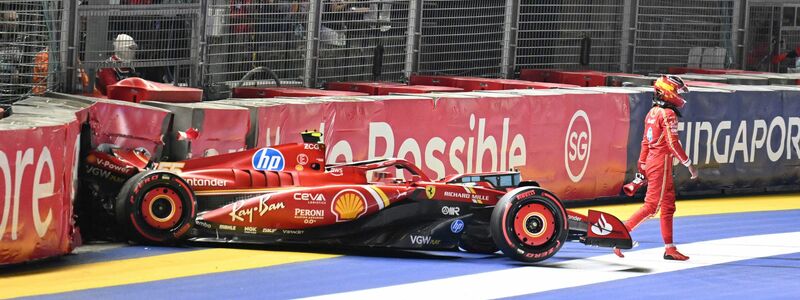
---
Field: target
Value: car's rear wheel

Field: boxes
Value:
[115,171,196,244]
[490,187,568,263]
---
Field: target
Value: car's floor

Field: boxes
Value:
[3,193,800,299]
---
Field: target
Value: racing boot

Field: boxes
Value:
[613,241,637,258]
[663,246,689,261]
[613,247,624,258]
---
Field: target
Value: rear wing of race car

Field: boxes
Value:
[567,209,634,250]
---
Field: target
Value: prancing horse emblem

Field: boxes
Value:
[425,186,436,199]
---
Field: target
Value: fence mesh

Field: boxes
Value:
[205,0,309,87]
[1,0,65,103]
[315,0,410,84]
[744,5,778,72]
[516,0,624,73]
[417,0,506,77]
[632,0,735,73]
[76,2,201,93]
[2,1,771,101]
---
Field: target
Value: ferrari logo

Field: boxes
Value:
[425,186,436,199]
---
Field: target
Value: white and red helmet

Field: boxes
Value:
[654,75,689,108]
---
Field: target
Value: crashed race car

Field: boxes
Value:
[79,131,633,263]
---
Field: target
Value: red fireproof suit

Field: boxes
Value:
[625,106,690,245]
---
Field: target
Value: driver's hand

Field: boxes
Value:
[688,165,699,180]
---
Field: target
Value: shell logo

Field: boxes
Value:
[331,189,368,222]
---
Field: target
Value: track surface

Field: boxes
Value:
[3,194,799,299]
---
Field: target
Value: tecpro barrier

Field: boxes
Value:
[142,101,250,160]
[253,91,631,201]
[617,85,800,196]
[0,117,81,265]
[1,94,174,264]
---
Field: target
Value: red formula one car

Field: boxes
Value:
[78,131,633,263]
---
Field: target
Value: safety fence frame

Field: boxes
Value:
[0,1,762,100]
[0,0,68,103]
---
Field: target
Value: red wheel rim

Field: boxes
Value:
[512,202,556,247]
[141,187,184,230]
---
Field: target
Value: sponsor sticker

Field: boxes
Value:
[293,192,327,203]
[328,168,344,176]
[450,219,465,234]
[331,189,368,222]
[441,206,460,216]
[565,110,592,183]
[228,196,285,223]
[409,235,440,245]
[297,154,309,165]
[252,148,285,171]
[185,177,227,187]
[443,191,488,202]
[590,213,613,236]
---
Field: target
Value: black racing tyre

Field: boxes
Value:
[490,187,568,263]
[115,171,197,244]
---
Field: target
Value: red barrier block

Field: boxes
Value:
[378,85,464,94]
[409,75,506,91]
[106,78,203,103]
[732,72,800,85]
[449,78,506,91]
[143,101,250,160]
[683,80,731,88]
[667,67,748,75]
[325,82,405,95]
[88,99,172,158]
[212,99,288,148]
[408,75,459,86]
[256,91,629,201]
[232,86,368,98]
[326,81,464,95]
[0,119,81,265]
[519,69,562,82]
[15,96,93,123]
[557,71,609,87]
[606,74,656,87]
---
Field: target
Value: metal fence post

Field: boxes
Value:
[404,0,423,79]
[193,0,208,88]
[500,0,519,78]
[620,0,636,73]
[304,0,322,88]
[731,0,744,69]
[62,0,77,93]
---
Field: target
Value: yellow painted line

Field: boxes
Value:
[0,248,338,299]
[569,193,800,219]
[3,194,798,298]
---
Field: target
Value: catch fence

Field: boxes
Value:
[0,0,750,101]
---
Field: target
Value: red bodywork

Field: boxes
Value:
[143,142,505,230]
[83,135,632,256]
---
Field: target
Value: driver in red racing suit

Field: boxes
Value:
[615,75,699,261]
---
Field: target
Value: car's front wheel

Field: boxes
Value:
[115,171,196,244]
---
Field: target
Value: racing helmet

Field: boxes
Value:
[653,75,688,109]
